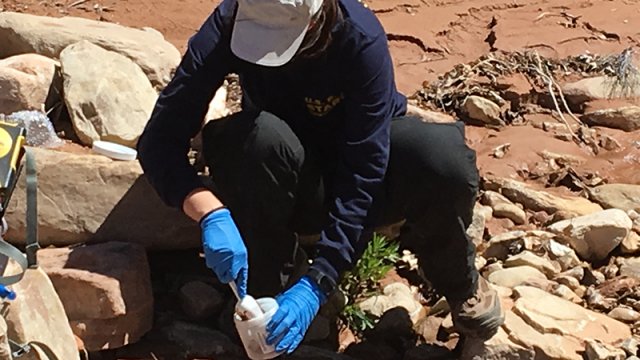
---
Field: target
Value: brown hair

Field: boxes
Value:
[295,0,339,60]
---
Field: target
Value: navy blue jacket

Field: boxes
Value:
[137,0,407,284]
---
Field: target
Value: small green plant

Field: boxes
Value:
[338,233,401,336]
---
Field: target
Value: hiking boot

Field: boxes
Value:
[449,276,504,339]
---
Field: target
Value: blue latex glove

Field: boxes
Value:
[265,276,327,354]
[200,207,248,298]
[0,285,16,300]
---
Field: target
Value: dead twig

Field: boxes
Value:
[68,0,88,8]
[530,53,580,142]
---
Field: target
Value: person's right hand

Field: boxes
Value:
[200,207,248,298]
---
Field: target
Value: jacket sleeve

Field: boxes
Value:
[310,31,397,283]
[137,0,235,209]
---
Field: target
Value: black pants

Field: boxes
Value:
[202,111,479,300]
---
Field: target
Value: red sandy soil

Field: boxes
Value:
[2,0,639,194]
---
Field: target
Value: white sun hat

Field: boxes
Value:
[231,0,324,67]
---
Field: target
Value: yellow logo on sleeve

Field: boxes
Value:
[305,94,344,117]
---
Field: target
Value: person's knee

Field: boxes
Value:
[409,123,479,218]
[248,112,305,170]
[202,110,305,173]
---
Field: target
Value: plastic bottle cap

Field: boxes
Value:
[92,141,137,161]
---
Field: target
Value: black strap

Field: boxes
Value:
[25,150,38,269]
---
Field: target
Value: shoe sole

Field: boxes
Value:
[453,294,505,340]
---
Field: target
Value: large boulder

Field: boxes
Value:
[60,41,157,148]
[581,106,640,132]
[0,12,180,88]
[38,242,153,351]
[0,54,59,114]
[4,147,200,249]
[1,259,80,360]
[483,176,602,217]
[547,209,632,261]
[589,184,640,212]
[562,76,640,106]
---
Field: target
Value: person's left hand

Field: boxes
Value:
[265,276,326,354]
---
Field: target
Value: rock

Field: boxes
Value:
[502,310,583,360]
[482,191,526,225]
[161,321,242,359]
[603,263,620,280]
[414,316,444,343]
[557,266,585,281]
[483,176,602,216]
[596,276,638,298]
[467,203,492,243]
[545,240,582,271]
[1,260,80,360]
[583,267,606,286]
[357,283,425,324]
[620,257,640,280]
[0,12,180,87]
[0,317,10,360]
[0,53,58,114]
[406,103,456,123]
[562,76,640,106]
[552,284,582,304]
[513,286,631,343]
[589,184,640,212]
[179,281,225,320]
[428,296,450,316]
[622,231,640,255]
[4,147,200,249]
[483,262,504,277]
[483,230,554,260]
[463,95,504,126]
[584,339,626,360]
[504,250,560,277]
[608,307,640,323]
[598,133,622,151]
[461,327,535,360]
[620,337,639,356]
[60,41,157,147]
[38,242,153,351]
[475,255,487,271]
[585,288,616,312]
[582,106,640,132]
[487,266,548,288]
[547,209,632,261]
[555,275,582,292]
[538,150,586,167]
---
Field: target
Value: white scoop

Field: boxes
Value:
[230,282,283,360]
